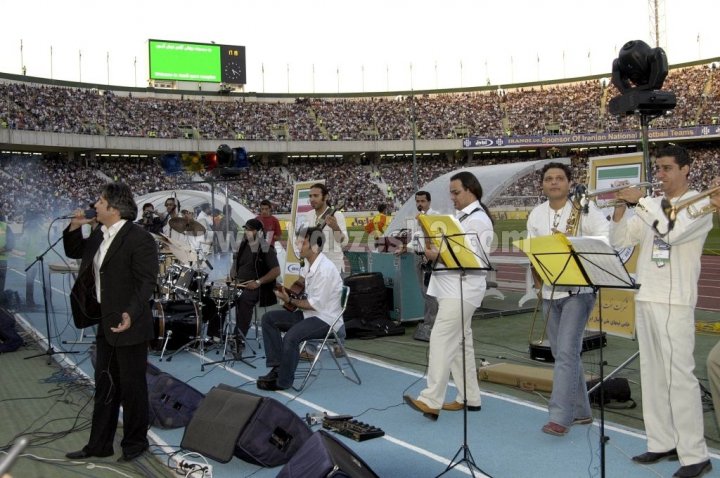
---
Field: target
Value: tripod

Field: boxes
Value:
[202,290,257,371]
[25,236,80,364]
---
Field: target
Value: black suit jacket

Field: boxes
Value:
[63,221,159,346]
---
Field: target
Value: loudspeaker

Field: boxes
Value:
[277,430,379,478]
[146,364,205,429]
[181,384,312,466]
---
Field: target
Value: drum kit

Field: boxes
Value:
[149,218,254,367]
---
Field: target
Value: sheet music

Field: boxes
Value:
[567,236,635,288]
[417,214,491,270]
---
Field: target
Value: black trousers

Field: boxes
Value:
[86,338,149,455]
[233,287,260,337]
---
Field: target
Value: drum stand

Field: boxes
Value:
[165,275,213,365]
[202,296,257,371]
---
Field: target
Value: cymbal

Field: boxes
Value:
[168,217,206,236]
[151,232,173,247]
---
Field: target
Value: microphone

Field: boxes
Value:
[417,205,424,213]
[58,209,97,220]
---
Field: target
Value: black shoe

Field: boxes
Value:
[673,460,712,478]
[632,449,679,464]
[66,448,114,459]
[258,367,279,382]
[117,446,148,463]
[232,337,246,359]
[256,379,288,391]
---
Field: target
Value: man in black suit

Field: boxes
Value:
[63,183,158,463]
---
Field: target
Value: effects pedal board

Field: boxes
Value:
[322,415,385,442]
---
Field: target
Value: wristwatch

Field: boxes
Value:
[255,279,261,286]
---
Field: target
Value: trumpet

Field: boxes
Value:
[663,185,720,222]
[586,181,655,198]
[585,182,658,207]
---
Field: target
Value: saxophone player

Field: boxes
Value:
[526,162,608,436]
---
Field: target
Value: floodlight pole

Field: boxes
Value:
[410,93,419,193]
[639,110,666,183]
[640,113,652,184]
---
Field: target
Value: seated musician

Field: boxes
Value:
[257,226,343,391]
[209,219,279,349]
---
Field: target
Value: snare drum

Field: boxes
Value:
[209,283,241,301]
[173,266,208,298]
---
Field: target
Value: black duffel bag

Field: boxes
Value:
[587,377,636,409]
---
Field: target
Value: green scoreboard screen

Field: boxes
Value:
[149,39,246,84]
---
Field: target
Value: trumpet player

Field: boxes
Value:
[526,162,608,437]
[610,145,712,478]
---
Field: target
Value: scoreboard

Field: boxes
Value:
[149,39,246,85]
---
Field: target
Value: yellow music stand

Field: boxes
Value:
[417,214,490,271]
[513,233,635,289]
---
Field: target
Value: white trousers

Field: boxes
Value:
[418,298,481,409]
[635,301,708,466]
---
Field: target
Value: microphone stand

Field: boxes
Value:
[24,236,80,364]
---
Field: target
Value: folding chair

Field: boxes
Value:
[294,285,361,391]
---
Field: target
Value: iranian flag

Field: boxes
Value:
[296,189,313,213]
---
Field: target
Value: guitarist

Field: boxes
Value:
[299,183,348,275]
[257,226,343,391]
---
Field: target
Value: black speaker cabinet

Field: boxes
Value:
[181,384,311,465]
[277,430,379,478]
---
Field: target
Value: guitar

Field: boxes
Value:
[316,201,346,230]
[276,279,307,312]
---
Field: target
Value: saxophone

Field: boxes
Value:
[564,199,581,236]
[564,183,587,236]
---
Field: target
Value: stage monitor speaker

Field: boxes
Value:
[277,430,379,478]
[181,385,262,462]
[181,384,312,466]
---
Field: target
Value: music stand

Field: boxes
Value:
[418,214,493,478]
[516,233,637,478]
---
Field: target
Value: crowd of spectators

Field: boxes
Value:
[2,64,718,141]
[1,62,719,219]
[1,142,718,222]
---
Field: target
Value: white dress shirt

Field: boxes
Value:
[427,201,493,309]
[609,191,712,306]
[299,207,348,273]
[301,253,344,329]
[526,199,609,299]
[93,220,127,303]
